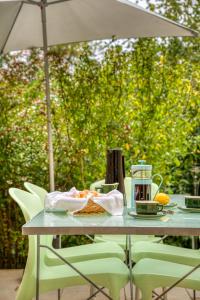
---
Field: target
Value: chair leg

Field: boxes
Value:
[139,288,152,300]
[109,290,120,300]
[135,287,140,300]
[109,285,122,300]
[162,288,167,300]
[123,287,128,300]
[58,288,61,300]
[89,284,96,299]
[16,274,34,300]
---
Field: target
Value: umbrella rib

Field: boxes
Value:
[47,0,71,6]
[23,0,40,5]
[23,0,71,7]
[120,0,199,37]
[0,2,24,54]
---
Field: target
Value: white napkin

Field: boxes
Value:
[93,190,123,215]
[45,187,124,216]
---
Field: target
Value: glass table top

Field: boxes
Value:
[22,195,200,236]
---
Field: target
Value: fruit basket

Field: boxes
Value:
[73,190,105,214]
[45,187,123,216]
[74,198,105,214]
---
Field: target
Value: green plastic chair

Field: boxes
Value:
[9,188,129,300]
[132,240,200,266]
[132,240,200,300]
[132,258,200,300]
[24,182,126,264]
[90,177,161,248]
[24,182,47,206]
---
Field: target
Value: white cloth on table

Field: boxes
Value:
[45,187,124,215]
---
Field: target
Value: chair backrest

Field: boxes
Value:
[9,188,43,222]
[24,182,48,206]
[9,188,51,270]
[90,177,159,207]
[90,179,105,191]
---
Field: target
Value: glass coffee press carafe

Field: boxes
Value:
[130,160,163,209]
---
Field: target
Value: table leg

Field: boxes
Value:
[128,235,134,300]
[191,236,198,300]
[125,235,128,265]
[191,236,199,250]
[193,290,196,300]
[36,235,40,300]
[56,235,61,300]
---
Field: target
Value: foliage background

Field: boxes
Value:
[0,0,199,268]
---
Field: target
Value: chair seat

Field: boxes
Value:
[133,258,200,293]
[132,241,200,265]
[45,241,125,265]
[94,235,161,249]
[40,257,129,297]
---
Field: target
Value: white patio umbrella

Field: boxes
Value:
[0,0,198,191]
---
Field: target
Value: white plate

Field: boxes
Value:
[128,211,166,219]
[177,206,200,213]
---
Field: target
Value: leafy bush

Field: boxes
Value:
[0,0,199,268]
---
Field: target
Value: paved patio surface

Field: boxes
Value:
[0,269,199,300]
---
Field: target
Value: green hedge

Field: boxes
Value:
[0,0,199,268]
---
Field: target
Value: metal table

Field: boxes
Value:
[22,195,200,300]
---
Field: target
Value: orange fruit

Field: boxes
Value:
[83,189,90,193]
[154,193,170,205]
[92,191,100,197]
[79,191,87,198]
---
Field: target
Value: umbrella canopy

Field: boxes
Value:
[0,0,198,53]
[0,0,198,191]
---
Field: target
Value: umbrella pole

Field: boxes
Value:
[41,4,60,299]
[41,0,55,192]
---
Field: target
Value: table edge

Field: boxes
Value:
[22,226,200,236]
